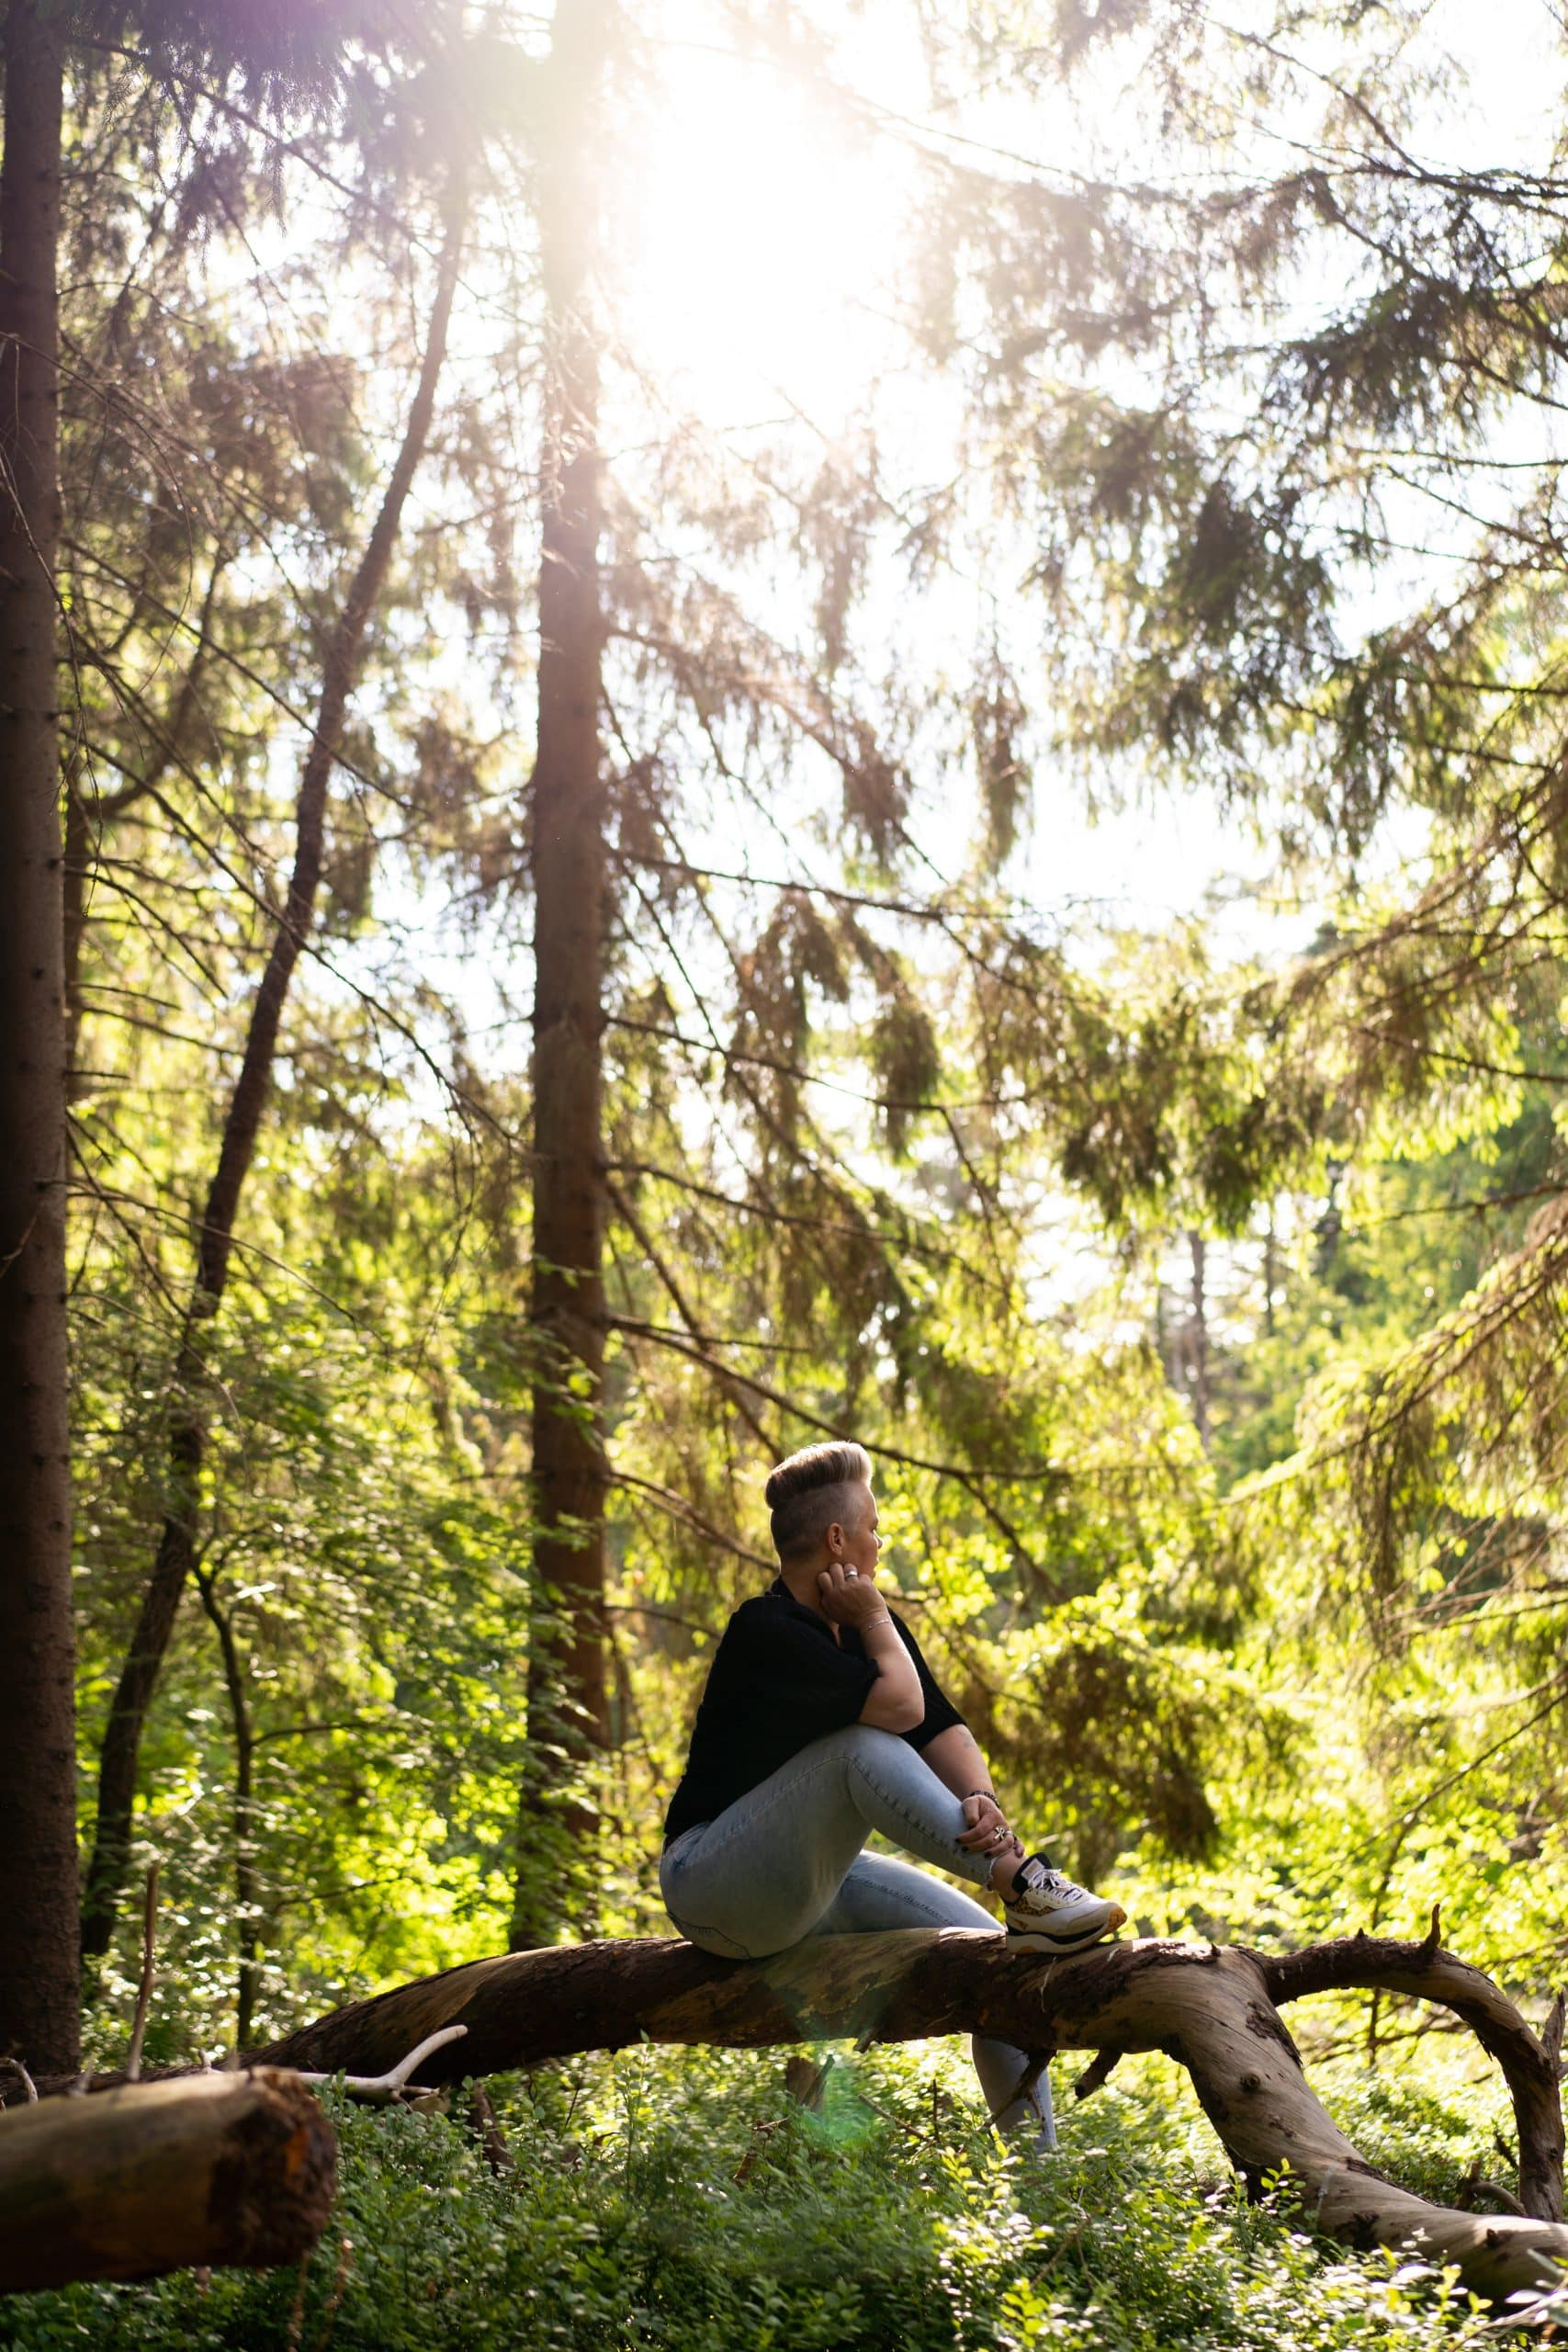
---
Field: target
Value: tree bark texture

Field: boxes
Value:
[515,0,611,1946]
[250,1929,1568,2301]
[1188,1228,1210,1447]
[0,2068,335,2294]
[79,181,469,1966]
[0,0,80,2081]
[196,1568,262,2047]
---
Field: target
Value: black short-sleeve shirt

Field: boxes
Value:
[663,1578,964,1845]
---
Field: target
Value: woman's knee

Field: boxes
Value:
[812,1721,908,1771]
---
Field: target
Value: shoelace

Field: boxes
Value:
[1033,1869,1089,1904]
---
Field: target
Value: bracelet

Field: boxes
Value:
[964,1789,999,1805]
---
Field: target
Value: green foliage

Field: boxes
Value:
[2,2046,1521,2352]
[35,12,1568,2330]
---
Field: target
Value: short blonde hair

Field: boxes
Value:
[764,1441,873,1562]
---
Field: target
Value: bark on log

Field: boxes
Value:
[252,1929,1568,2302]
[0,2068,335,2294]
[1258,1930,1565,2222]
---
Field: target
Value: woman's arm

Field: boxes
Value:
[920,1723,1021,1865]
[816,1564,923,1731]
[857,1611,924,1731]
[919,1723,995,1803]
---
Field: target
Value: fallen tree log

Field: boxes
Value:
[251,1927,1568,2303]
[1259,1928,1565,2223]
[0,2067,335,2294]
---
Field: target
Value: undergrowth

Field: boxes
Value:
[2,2041,1544,2349]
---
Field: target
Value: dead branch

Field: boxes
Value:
[294,2023,469,2104]
[238,1928,1568,2299]
[1258,1930,1564,2220]
[124,1860,159,2083]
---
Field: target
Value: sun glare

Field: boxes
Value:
[615,7,925,433]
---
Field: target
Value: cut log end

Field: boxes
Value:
[0,2067,336,2295]
[206,2071,339,2268]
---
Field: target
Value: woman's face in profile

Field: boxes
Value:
[829,1482,882,1581]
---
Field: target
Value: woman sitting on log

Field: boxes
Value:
[660,1441,1126,2149]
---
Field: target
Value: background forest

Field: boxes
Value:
[5,0,1568,2342]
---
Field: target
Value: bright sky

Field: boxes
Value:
[597,0,1568,949]
[358,0,1568,1127]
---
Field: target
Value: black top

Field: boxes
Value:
[663,1577,964,1845]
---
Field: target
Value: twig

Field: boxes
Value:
[285,2251,310,2352]
[1072,2049,1122,2102]
[997,2047,1054,2120]
[467,2082,517,2174]
[1454,2164,1528,2217]
[312,2235,354,2352]
[125,1860,160,2083]
[0,2056,39,2104]
[295,2023,468,2103]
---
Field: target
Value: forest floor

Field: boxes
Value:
[6,2034,1552,2349]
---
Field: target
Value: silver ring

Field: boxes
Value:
[844,1567,859,1578]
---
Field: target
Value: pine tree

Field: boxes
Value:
[0,0,77,2079]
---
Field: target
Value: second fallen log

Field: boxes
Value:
[0,2067,336,2295]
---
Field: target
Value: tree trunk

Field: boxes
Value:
[79,181,468,1967]
[0,0,80,2082]
[61,759,89,1091]
[245,1928,1568,2302]
[513,0,611,1950]
[196,1568,262,2047]
[1263,1199,1277,1337]
[0,2068,335,2293]
[1188,1227,1210,1446]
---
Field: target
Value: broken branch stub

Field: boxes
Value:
[293,2022,469,2104]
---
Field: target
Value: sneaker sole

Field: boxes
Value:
[1005,1903,1127,1951]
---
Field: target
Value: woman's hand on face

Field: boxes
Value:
[817,1560,888,1628]
[958,1792,1020,1865]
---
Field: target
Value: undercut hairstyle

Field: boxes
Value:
[764,1441,873,1564]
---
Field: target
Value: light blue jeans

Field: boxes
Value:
[660,1722,1055,2149]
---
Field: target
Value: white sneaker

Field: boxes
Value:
[1000,1853,1126,1949]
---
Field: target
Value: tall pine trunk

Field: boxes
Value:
[0,0,79,2077]
[1188,1229,1209,1448]
[80,184,468,1966]
[512,0,610,1951]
